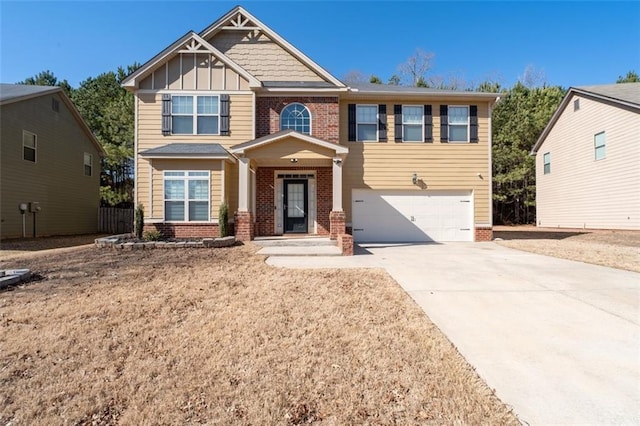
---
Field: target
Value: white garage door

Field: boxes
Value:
[352,190,473,242]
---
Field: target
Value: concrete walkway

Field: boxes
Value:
[267,242,640,425]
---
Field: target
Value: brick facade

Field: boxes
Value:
[337,233,354,256]
[235,211,254,241]
[475,227,493,241]
[255,166,332,237]
[256,97,339,143]
[329,211,346,240]
[144,223,220,239]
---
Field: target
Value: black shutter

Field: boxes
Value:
[220,94,230,136]
[440,105,448,143]
[378,104,387,142]
[348,104,356,141]
[470,105,478,143]
[161,94,171,135]
[394,104,402,142]
[424,105,433,142]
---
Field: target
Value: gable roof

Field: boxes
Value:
[0,84,105,156]
[230,129,348,155]
[199,6,345,88]
[121,31,261,89]
[347,82,501,99]
[531,83,640,155]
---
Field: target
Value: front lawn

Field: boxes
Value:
[1,245,518,424]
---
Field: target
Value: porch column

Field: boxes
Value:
[330,157,346,240]
[235,156,254,241]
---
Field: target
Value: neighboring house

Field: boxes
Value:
[0,84,105,239]
[531,83,640,230]
[122,6,499,245]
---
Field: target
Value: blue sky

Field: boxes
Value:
[1,1,638,89]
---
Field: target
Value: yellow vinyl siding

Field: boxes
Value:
[536,94,640,229]
[0,94,101,238]
[138,54,250,91]
[246,138,335,159]
[339,99,491,225]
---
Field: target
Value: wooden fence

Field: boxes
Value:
[99,207,133,234]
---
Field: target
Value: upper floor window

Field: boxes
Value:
[402,105,423,142]
[594,132,606,160]
[280,103,311,134]
[84,153,93,176]
[356,104,378,142]
[171,95,219,135]
[23,130,36,162]
[543,152,551,174]
[448,106,469,143]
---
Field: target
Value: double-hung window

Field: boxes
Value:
[448,106,469,142]
[402,106,423,142]
[543,152,551,174]
[356,105,378,142]
[164,171,210,221]
[171,95,219,135]
[594,132,606,160]
[23,131,36,162]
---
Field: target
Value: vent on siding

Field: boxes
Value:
[52,98,60,112]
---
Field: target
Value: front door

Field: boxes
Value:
[284,180,308,233]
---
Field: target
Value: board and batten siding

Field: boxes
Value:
[136,92,252,218]
[339,99,491,225]
[536,94,640,229]
[0,94,101,238]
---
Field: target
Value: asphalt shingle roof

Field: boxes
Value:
[575,83,640,106]
[0,83,60,102]
[140,143,229,157]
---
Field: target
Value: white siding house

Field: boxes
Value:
[531,83,640,230]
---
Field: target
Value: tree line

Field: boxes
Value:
[18,60,639,222]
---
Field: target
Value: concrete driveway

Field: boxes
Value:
[267,242,640,425]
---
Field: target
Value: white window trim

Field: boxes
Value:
[22,130,37,163]
[84,152,93,177]
[594,131,606,161]
[543,152,551,174]
[356,104,378,142]
[163,170,211,222]
[402,105,424,142]
[448,105,470,143]
[171,94,221,136]
[280,102,312,135]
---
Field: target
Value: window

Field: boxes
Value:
[280,103,311,134]
[356,105,378,141]
[543,152,551,174]
[23,131,36,162]
[164,171,210,221]
[594,132,606,160]
[402,105,423,142]
[84,153,93,176]
[573,99,580,111]
[171,95,219,135]
[448,106,469,142]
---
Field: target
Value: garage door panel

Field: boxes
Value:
[352,189,473,243]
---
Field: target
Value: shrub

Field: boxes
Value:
[134,204,144,240]
[219,201,229,237]
[143,230,162,241]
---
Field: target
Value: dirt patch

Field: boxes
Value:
[0,246,518,425]
[494,226,640,273]
[0,234,107,257]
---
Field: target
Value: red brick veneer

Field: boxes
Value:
[475,227,493,241]
[256,97,339,143]
[144,223,220,238]
[235,211,254,241]
[255,166,332,237]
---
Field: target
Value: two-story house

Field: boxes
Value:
[122,6,499,247]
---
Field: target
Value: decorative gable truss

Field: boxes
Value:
[123,32,261,91]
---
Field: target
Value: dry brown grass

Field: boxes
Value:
[494,226,640,273]
[1,245,518,425]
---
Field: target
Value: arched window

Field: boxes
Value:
[280,103,311,134]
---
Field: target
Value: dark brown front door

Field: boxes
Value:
[284,180,307,233]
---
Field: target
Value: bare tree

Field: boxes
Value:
[519,64,547,88]
[342,70,367,84]
[398,48,435,86]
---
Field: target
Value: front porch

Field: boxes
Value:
[230,130,348,242]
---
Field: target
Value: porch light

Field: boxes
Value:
[290,158,298,163]
[412,173,418,185]
[333,158,342,165]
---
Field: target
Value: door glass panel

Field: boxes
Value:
[287,183,304,218]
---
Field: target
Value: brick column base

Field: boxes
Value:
[475,227,493,241]
[329,211,346,240]
[235,211,254,242]
[337,234,354,256]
